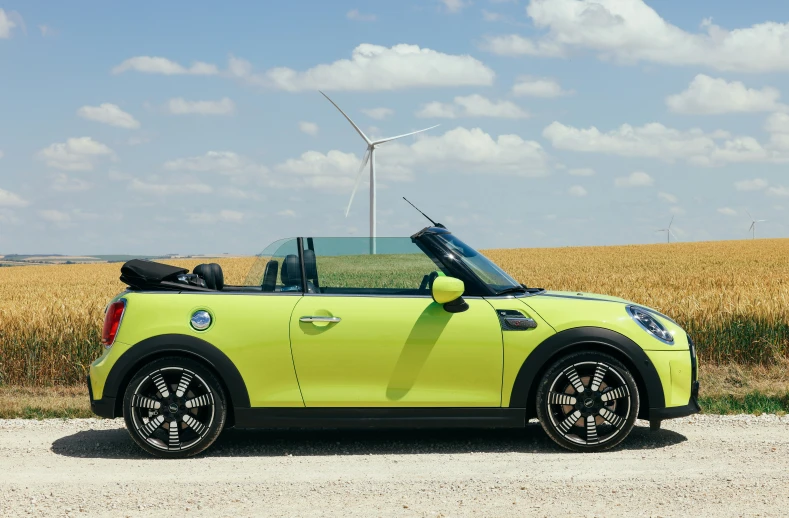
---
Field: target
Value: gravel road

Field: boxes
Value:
[1,415,787,517]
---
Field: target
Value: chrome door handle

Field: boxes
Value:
[299,316,341,323]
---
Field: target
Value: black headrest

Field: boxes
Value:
[261,260,278,292]
[303,249,318,280]
[281,254,302,286]
[194,263,224,290]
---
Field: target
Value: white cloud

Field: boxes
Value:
[542,121,789,166]
[717,207,737,216]
[666,75,783,114]
[164,151,267,176]
[167,97,235,115]
[228,44,495,91]
[37,137,114,171]
[568,185,587,197]
[416,94,529,119]
[512,76,573,98]
[220,186,259,200]
[0,188,29,208]
[0,150,4,159]
[38,24,55,37]
[658,191,678,204]
[277,209,297,217]
[669,206,686,215]
[0,9,18,39]
[51,173,91,192]
[346,9,376,22]
[440,0,469,13]
[362,107,394,120]
[734,178,768,191]
[129,179,213,196]
[77,103,140,129]
[482,10,505,22]
[614,171,653,188]
[187,210,244,224]
[275,127,549,191]
[767,186,789,197]
[482,0,789,73]
[299,121,319,135]
[39,209,71,225]
[112,56,218,76]
[568,167,594,176]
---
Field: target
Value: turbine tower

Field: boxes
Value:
[320,91,438,253]
[746,210,766,239]
[656,216,678,243]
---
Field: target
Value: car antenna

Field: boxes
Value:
[403,197,446,228]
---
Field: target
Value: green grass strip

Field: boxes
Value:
[0,406,94,419]
[699,391,789,415]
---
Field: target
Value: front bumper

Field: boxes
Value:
[649,380,700,424]
[87,374,116,419]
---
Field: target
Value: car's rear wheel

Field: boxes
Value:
[536,352,639,452]
[122,357,226,458]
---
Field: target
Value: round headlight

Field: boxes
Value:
[190,310,212,331]
[626,305,674,344]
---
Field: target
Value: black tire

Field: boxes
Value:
[536,352,639,452]
[122,357,227,458]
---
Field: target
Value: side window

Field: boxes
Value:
[303,237,446,296]
[243,238,303,292]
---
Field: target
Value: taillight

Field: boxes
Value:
[101,299,126,347]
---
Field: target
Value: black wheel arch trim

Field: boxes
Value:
[103,334,250,417]
[509,326,665,418]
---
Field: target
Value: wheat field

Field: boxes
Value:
[1,238,788,387]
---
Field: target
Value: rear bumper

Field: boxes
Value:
[87,374,116,419]
[649,380,700,422]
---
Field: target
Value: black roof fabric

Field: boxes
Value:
[120,259,188,288]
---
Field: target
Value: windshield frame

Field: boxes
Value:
[414,228,523,297]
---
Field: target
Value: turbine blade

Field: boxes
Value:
[320,91,372,145]
[345,147,371,218]
[372,125,440,145]
[669,229,679,240]
[669,215,674,228]
[749,222,755,231]
[758,219,767,223]
[746,210,753,220]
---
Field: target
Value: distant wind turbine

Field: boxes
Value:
[320,91,438,253]
[746,210,766,239]
[656,216,678,243]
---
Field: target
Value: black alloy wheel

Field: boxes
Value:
[536,352,639,452]
[122,357,226,458]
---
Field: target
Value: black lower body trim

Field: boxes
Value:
[648,383,701,428]
[234,407,526,430]
[87,374,117,418]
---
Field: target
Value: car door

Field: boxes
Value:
[288,237,504,407]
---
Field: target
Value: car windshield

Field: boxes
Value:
[433,233,521,294]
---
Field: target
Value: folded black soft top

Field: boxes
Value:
[120,259,189,289]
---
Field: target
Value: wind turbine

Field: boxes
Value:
[656,216,678,243]
[320,91,438,253]
[746,210,766,239]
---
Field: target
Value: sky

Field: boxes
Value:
[3,0,789,255]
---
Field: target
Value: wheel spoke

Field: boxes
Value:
[549,391,577,406]
[586,415,598,444]
[151,373,170,398]
[556,410,582,434]
[182,414,207,435]
[175,371,193,398]
[601,386,629,402]
[168,420,180,449]
[599,407,625,429]
[590,363,608,392]
[138,415,164,439]
[184,394,213,409]
[132,395,161,410]
[564,366,586,394]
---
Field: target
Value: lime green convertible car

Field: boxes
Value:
[88,226,699,457]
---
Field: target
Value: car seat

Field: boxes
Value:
[193,263,224,290]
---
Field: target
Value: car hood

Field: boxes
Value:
[534,290,634,305]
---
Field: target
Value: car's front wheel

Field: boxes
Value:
[536,352,639,452]
[122,357,226,458]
